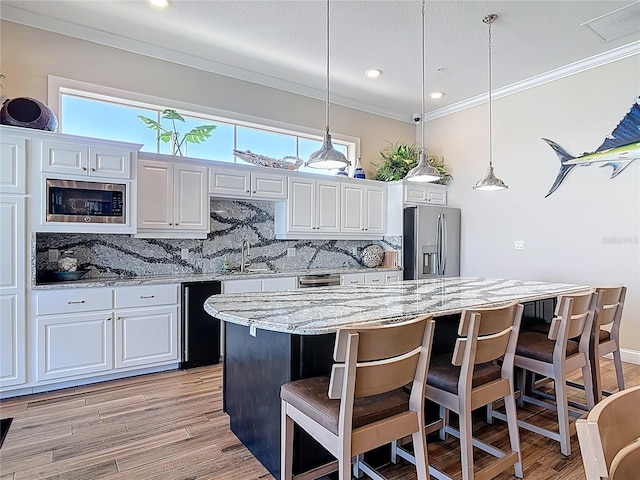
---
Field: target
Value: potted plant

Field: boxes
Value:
[138,109,216,156]
[374,141,452,184]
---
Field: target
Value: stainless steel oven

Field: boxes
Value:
[298,273,341,288]
[46,179,126,224]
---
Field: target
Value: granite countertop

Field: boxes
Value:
[204,277,590,335]
[31,266,402,290]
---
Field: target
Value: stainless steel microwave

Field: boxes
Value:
[46,179,126,224]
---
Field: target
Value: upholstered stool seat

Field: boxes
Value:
[426,355,501,394]
[515,331,579,362]
[280,376,409,435]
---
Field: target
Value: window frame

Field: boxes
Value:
[48,75,360,168]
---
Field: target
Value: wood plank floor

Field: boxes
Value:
[1,359,638,480]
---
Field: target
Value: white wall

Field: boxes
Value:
[0,20,414,179]
[425,55,640,357]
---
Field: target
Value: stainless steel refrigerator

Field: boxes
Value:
[403,205,461,280]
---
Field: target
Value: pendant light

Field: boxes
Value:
[473,14,508,191]
[306,0,350,170]
[405,0,440,183]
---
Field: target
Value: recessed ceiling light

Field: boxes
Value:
[429,92,445,99]
[149,0,169,8]
[365,69,383,79]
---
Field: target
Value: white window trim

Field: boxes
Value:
[47,75,360,160]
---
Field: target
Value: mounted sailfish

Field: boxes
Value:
[543,97,640,197]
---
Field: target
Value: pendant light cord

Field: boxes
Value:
[325,0,330,133]
[488,18,493,168]
[421,0,426,155]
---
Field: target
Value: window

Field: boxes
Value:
[53,78,357,177]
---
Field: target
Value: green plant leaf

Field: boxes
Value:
[137,115,163,130]
[161,109,186,122]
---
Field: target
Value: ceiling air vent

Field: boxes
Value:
[582,2,640,42]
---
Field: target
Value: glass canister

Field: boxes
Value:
[58,251,78,272]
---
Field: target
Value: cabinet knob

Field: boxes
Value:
[252,191,256,194]
[91,167,96,171]
[246,190,250,193]
[169,223,173,226]
[82,166,87,171]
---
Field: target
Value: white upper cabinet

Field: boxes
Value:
[137,158,208,238]
[209,166,287,200]
[275,177,340,237]
[340,183,386,235]
[39,139,132,179]
[404,182,447,206]
[0,132,27,194]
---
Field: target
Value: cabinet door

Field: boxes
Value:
[365,186,386,234]
[89,146,131,179]
[404,183,427,205]
[341,273,365,286]
[385,272,402,283]
[222,279,263,294]
[37,312,113,381]
[426,185,447,205]
[137,160,173,229]
[288,178,315,231]
[39,139,89,175]
[341,184,364,233]
[316,181,340,233]
[1,294,25,387]
[114,306,178,369]
[262,277,297,292]
[364,271,386,284]
[0,133,27,194]
[209,168,251,198]
[251,172,287,199]
[174,164,208,231]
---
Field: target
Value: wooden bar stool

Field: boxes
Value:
[394,301,524,480]
[280,315,435,480]
[577,385,640,480]
[492,289,597,456]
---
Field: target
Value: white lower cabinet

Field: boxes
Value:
[222,276,297,294]
[340,271,399,286]
[38,312,114,381]
[35,284,179,384]
[114,306,178,369]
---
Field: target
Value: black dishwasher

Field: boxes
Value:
[180,280,221,369]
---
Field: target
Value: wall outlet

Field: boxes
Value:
[48,249,59,262]
[287,247,296,257]
[352,247,359,256]
[514,241,525,250]
[181,248,189,260]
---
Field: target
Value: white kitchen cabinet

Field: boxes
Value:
[404,182,447,206]
[209,167,287,200]
[34,284,180,383]
[275,177,340,238]
[222,276,297,294]
[385,271,402,283]
[386,181,449,236]
[137,158,209,237]
[0,132,27,194]
[340,183,386,235]
[114,305,178,369]
[341,271,397,286]
[38,139,132,179]
[37,312,114,381]
[0,196,26,388]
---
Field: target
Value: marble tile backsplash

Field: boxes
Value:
[35,199,401,280]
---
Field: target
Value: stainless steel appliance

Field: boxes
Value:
[298,273,341,288]
[181,280,221,369]
[403,205,461,280]
[46,179,126,224]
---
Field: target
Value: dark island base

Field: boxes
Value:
[223,299,555,478]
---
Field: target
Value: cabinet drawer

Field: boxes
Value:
[364,272,387,284]
[114,284,179,308]
[37,289,113,316]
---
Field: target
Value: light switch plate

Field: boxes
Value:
[287,248,296,257]
[181,248,189,260]
[514,241,525,250]
[250,325,257,337]
[353,247,359,256]
[48,249,59,262]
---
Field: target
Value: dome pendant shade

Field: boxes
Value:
[306,127,349,169]
[473,165,508,191]
[405,151,441,183]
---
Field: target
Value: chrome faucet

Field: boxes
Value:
[240,239,251,273]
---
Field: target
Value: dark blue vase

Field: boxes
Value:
[352,157,366,179]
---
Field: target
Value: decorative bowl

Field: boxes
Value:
[51,269,90,281]
[233,149,303,170]
[361,245,384,268]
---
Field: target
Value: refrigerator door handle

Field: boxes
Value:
[184,288,190,362]
[436,213,443,275]
[441,213,447,275]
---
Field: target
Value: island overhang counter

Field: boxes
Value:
[204,277,588,478]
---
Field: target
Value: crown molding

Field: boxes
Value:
[3,4,638,124]
[423,41,640,122]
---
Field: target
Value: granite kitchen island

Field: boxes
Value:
[204,277,588,478]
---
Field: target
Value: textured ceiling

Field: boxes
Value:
[2,0,639,122]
